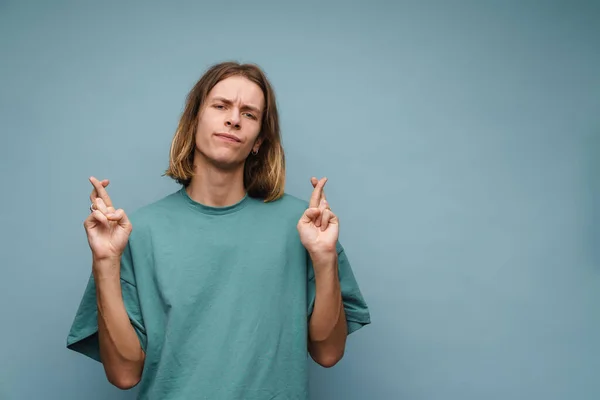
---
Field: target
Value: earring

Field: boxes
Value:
[252,148,259,155]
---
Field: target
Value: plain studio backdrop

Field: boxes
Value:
[1,1,599,399]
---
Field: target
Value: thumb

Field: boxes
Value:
[107,209,132,230]
[300,207,321,224]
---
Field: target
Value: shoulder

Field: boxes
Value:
[243,193,308,226]
[270,193,308,209]
[126,189,184,229]
[253,192,308,214]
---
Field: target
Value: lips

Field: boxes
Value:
[214,133,241,143]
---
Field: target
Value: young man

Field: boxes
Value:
[66,61,370,399]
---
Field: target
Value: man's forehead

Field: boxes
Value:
[209,77,264,107]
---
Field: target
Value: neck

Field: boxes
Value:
[186,154,247,207]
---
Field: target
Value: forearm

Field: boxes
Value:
[308,253,347,367]
[94,258,145,389]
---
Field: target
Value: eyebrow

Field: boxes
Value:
[211,96,262,115]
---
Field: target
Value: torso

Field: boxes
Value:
[128,189,311,399]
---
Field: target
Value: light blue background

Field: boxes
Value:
[1,1,599,399]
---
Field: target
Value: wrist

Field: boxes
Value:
[309,250,338,276]
[92,256,121,280]
[92,252,121,263]
[308,248,336,264]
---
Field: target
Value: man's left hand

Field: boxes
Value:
[298,177,339,260]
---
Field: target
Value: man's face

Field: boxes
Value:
[195,75,264,170]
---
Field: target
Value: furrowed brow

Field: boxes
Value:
[212,96,262,115]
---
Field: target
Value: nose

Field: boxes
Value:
[225,109,241,129]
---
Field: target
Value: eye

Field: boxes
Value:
[214,104,225,110]
[243,112,257,120]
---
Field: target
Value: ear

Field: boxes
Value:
[253,136,264,152]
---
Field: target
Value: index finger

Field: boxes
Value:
[89,179,109,203]
[89,176,113,208]
[309,177,327,208]
[311,177,327,203]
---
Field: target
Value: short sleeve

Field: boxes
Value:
[66,241,147,362]
[307,242,371,335]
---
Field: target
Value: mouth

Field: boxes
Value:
[214,133,242,143]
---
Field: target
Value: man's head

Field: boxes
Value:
[165,61,285,202]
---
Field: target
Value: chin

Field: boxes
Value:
[206,152,245,171]
[195,144,247,170]
[212,159,243,171]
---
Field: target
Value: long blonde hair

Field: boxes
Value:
[164,61,285,202]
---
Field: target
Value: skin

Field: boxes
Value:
[185,75,264,208]
[299,177,347,367]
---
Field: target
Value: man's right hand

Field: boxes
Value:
[84,176,132,264]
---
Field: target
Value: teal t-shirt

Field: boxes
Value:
[66,188,370,399]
